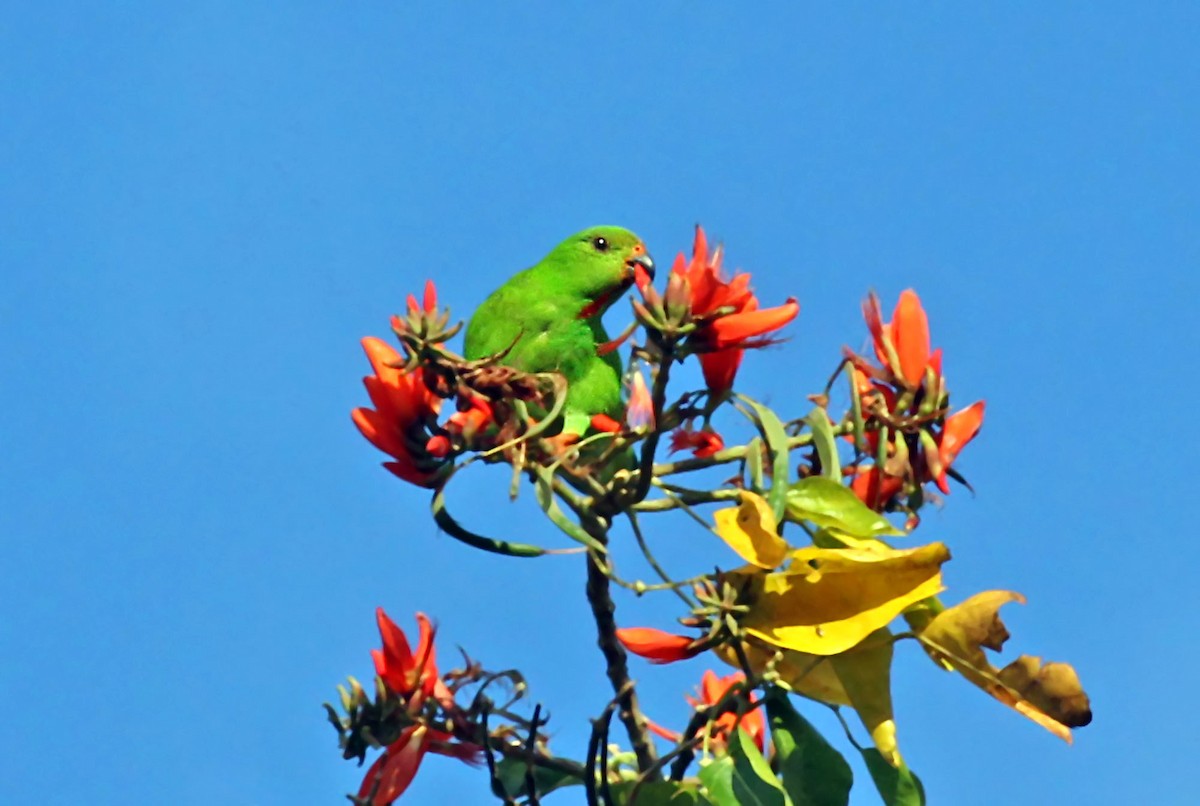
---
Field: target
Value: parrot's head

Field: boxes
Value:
[544,225,655,319]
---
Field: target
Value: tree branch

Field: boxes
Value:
[583,527,660,778]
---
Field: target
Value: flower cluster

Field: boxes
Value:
[355,610,480,806]
[845,289,985,513]
[635,226,799,396]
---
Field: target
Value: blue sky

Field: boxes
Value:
[3,3,1196,804]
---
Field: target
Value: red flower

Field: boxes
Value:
[647,671,766,754]
[671,227,799,395]
[849,465,905,512]
[847,290,985,509]
[357,724,481,805]
[670,426,725,458]
[357,725,433,805]
[372,608,455,712]
[861,289,936,390]
[352,337,445,487]
[617,627,704,664]
[358,610,481,804]
[931,400,985,493]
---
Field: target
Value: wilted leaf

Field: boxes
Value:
[730,543,949,655]
[786,477,903,538]
[860,749,926,806]
[916,590,1093,742]
[765,688,853,806]
[713,492,790,569]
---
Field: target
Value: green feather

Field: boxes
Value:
[464,226,649,426]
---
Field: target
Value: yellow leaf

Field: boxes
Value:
[720,632,902,764]
[712,491,789,570]
[828,629,901,766]
[917,590,1093,742]
[729,542,950,655]
[717,642,852,707]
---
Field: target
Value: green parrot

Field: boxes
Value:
[463,226,655,436]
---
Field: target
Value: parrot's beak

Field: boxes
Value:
[626,244,655,283]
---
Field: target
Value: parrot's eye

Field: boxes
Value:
[592,236,610,252]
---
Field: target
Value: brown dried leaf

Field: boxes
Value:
[917,590,1093,742]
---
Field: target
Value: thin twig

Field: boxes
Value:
[628,512,696,607]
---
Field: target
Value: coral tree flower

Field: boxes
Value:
[647,671,766,753]
[669,425,725,458]
[358,610,480,805]
[372,609,455,710]
[671,227,799,395]
[617,627,704,664]
[352,330,445,487]
[863,289,935,389]
[847,290,985,509]
[353,279,471,485]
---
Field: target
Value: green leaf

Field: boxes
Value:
[860,749,926,806]
[785,477,903,538]
[736,395,792,523]
[494,757,581,800]
[746,435,766,494]
[610,779,714,806]
[764,689,852,806]
[803,410,841,481]
[700,728,792,806]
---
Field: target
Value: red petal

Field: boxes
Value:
[699,349,743,396]
[362,337,403,386]
[669,428,724,458]
[412,613,439,699]
[850,467,903,511]
[706,298,799,348]
[590,414,622,433]
[616,627,699,664]
[939,401,985,468]
[422,280,438,313]
[357,726,430,805]
[646,719,683,742]
[374,608,415,693]
[892,290,931,387]
[383,460,439,488]
[353,408,407,460]
[862,293,887,364]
